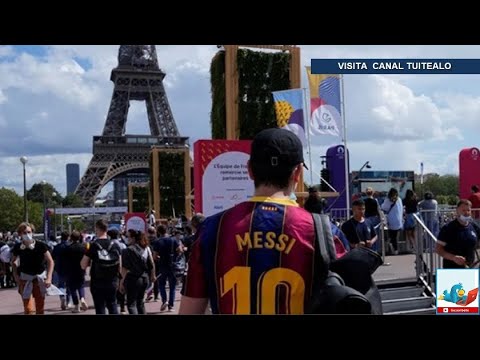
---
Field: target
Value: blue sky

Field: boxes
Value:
[1,45,480,196]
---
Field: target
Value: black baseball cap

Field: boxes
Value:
[250,128,308,171]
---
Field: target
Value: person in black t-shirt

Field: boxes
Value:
[152,231,183,311]
[119,229,155,314]
[64,230,88,313]
[81,219,122,315]
[341,199,377,250]
[304,186,327,215]
[11,222,54,315]
[437,199,480,269]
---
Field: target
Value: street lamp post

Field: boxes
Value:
[20,156,28,222]
[52,192,57,238]
[41,180,47,241]
[325,161,372,214]
[357,161,372,177]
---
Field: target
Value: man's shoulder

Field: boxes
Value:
[441,220,458,232]
[469,221,480,234]
[35,241,48,250]
[469,193,480,203]
[93,238,118,249]
[70,242,85,251]
[12,242,21,252]
[331,222,342,234]
[202,209,229,229]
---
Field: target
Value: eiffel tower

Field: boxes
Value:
[75,45,188,206]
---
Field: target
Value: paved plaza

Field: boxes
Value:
[0,281,182,315]
[0,254,417,315]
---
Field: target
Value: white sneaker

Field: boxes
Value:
[72,304,80,313]
[80,298,88,311]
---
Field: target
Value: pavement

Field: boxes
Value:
[0,282,182,315]
[0,254,418,315]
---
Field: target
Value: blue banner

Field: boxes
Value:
[311,59,480,74]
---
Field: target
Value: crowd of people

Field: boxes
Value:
[0,214,205,315]
[2,129,480,315]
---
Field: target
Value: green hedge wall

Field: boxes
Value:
[210,49,291,140]
[158,152,185,217]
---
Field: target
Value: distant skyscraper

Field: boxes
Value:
[66,163,80,195]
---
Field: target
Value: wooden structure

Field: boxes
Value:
[127,182,150,213]
[150,147,192,219]
[223,45,307,198]
[296,191,339,199]
[224,45,301,140]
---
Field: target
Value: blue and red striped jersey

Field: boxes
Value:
[184,197,316,314]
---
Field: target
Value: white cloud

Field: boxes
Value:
[0,89,6,104]
[0,46,14,57]
[434,92,480,127]
[344,75,462,142]
[0,153,92,196]
[0,53,105,109]
[2,44,479,201]
[38,111,48,119]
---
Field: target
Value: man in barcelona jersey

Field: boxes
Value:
[179,128,319,314]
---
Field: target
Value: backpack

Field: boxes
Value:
[92,241,120,280]
[306,213,384,314]
[129,245,153,278]
[169,239,186,277]
[0,244,11,264]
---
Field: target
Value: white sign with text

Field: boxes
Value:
[202,151,254,217]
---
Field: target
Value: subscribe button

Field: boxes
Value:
[437,307,479,314]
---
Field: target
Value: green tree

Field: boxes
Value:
[422,174,459,197]
[0,188,53,234]
[132,186,149,213]
[71,219,85,232]
[447,194,459,205]
[436,195,448,205]
[0,187,23,232]
[62,193,84,208]
[28,201,45,233]
[27,182,62,204]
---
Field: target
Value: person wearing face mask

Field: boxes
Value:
[11,222,54,315]
[436,199,480,268]
[180,128,318,314]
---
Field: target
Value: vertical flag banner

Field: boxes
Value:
[306,66,342,137]
[272,88,306,146]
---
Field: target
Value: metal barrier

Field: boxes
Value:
[329,208,349,224]
[413,213,441,294]
[327,207,479,298]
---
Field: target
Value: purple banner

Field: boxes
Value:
[326,145,350,212]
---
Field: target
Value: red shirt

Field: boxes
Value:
[468,192,480,218]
